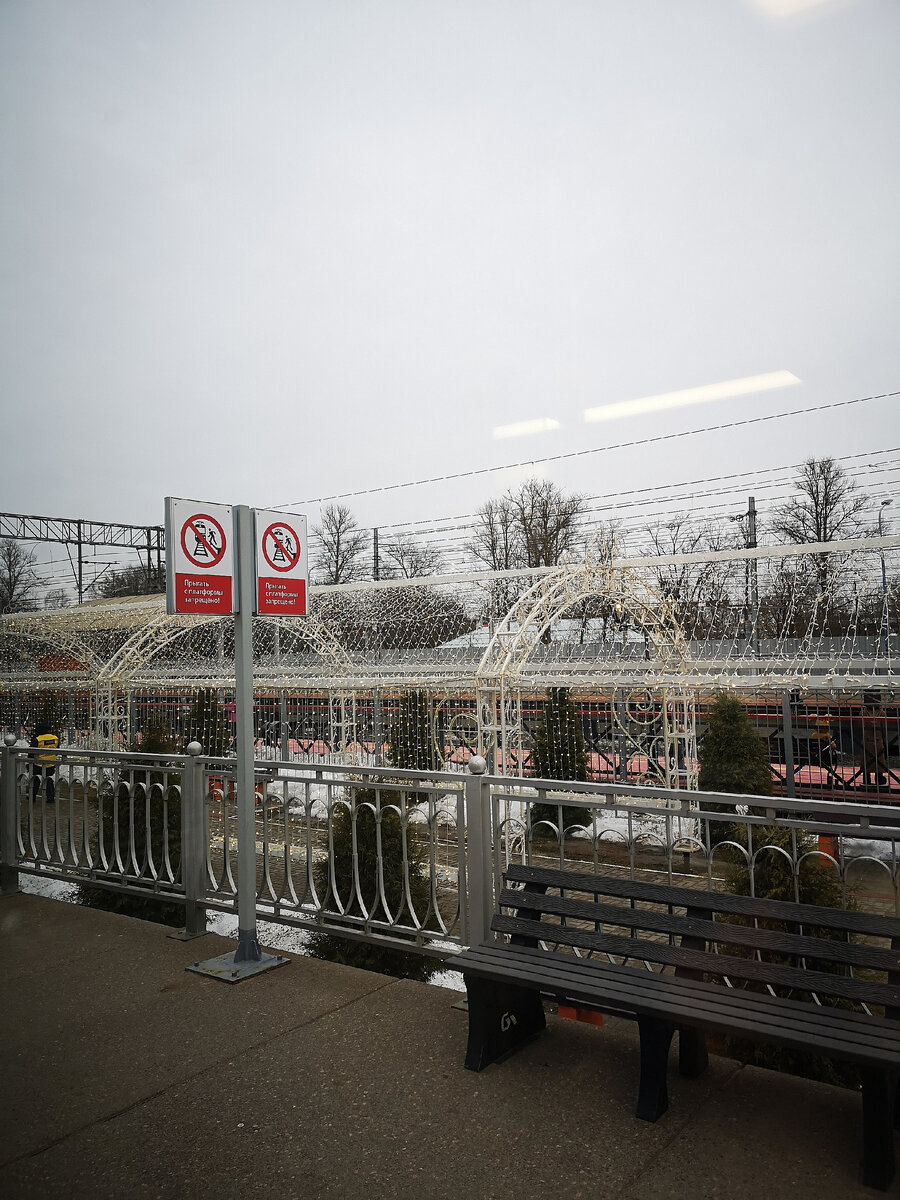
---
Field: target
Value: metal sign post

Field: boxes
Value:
[169,497,290,983]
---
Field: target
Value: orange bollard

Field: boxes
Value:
[818,834,838,857]
[558,1004,604,1027]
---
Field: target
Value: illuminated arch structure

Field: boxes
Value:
[474,555,697,788]
[0,539,896,780]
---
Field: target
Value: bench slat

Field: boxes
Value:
[491,913,900,1009]
[460,944,899,1047]
[456,944,900,1068]
[498,887,900,974]
[505,863,900,940]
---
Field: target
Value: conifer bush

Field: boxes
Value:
[699,692,854,1086]
[530,687,590,831]
[388,690,439,773]
[308,788,440,981]
[387,690,439,803]
[698,691,773,803]
[186,687,229,756]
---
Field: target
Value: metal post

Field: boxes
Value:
[187,505,288,982]
[171,740,207,940]
[77,519,83,604]
[373,528,382,766]
[464,755,492,946]
[879,501,892,661]
[781,690,796,799]
[748,496,759,659]
[882,552,890,660]
[234,504,260,963]
[1,733,20,894]
[615,690,628,783]
[279,689,289,761]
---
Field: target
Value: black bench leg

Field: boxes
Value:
[462,975,546,1072]
[636,1017,675,1122]
[860,1067,897,1191]
[678,1025,708,1079]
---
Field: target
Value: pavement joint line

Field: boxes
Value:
[607,1056,746,1200]
[2,957,402,1171]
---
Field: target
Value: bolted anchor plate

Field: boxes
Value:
[186,950,289,983]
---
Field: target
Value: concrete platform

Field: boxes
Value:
[0,892,892,1198]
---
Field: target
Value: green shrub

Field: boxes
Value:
[530,687,590,831]
[186,687,229,756]
[698,692,772,803]
[308,788,441,981]
[698,695,856,1086]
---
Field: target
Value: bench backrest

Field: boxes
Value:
[493,863,900,1014]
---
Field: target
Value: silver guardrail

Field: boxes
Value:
[3,739,898,956]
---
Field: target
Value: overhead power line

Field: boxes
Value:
[270,388,897,509]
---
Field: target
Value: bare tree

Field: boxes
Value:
[470,479,586,629]
[44,588,70,610]
[470,496,519,572]
[772,457,870,597]
[0,539,38,614]
[471,478,586,570]
[311,503,369,584]
[94,564,165,598]
[644,516,741,638]
[773,457,869,545]
[381,535,443,579]
[508,477,587,568]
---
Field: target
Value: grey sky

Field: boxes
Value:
[1,0,898,575]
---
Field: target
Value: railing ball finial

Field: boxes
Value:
[3,732,18,748]
[186,741,202,756]
[468,754,487,775]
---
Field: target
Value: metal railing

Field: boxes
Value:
[3,737,899,961]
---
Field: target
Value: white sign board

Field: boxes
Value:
[165,496,235,614]
[254,509,309,616]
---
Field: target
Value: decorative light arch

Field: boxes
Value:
[474,556,696,789]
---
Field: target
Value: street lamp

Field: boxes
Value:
[878,499,892,659]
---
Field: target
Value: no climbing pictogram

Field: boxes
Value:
[261,522,302,573]
[180,514,227,569]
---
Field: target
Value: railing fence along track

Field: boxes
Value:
[3,739,900,973]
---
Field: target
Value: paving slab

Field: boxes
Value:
[0,892,393,1164]
[2,892,896,1199]
[619,1059,882,1200]
[3,975,739,1200]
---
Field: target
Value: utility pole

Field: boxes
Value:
[372,528,382,765]
[748,496,759,658]
[879,500,892,660]
[731,496,759,657]
[77,519,83,604]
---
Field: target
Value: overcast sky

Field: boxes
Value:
[1,0,898,588]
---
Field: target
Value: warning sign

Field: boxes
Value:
[254,510,308,616]
[165,497,235,615]
[261,523,302,573]
[180,514,227,569]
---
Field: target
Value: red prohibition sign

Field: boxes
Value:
[180,513,227,569]
[262,522,302,573]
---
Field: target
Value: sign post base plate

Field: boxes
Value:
[186,950,290,983]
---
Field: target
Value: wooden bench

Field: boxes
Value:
[455,863,900,1191]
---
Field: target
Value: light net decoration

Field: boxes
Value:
[1,539,896,796]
